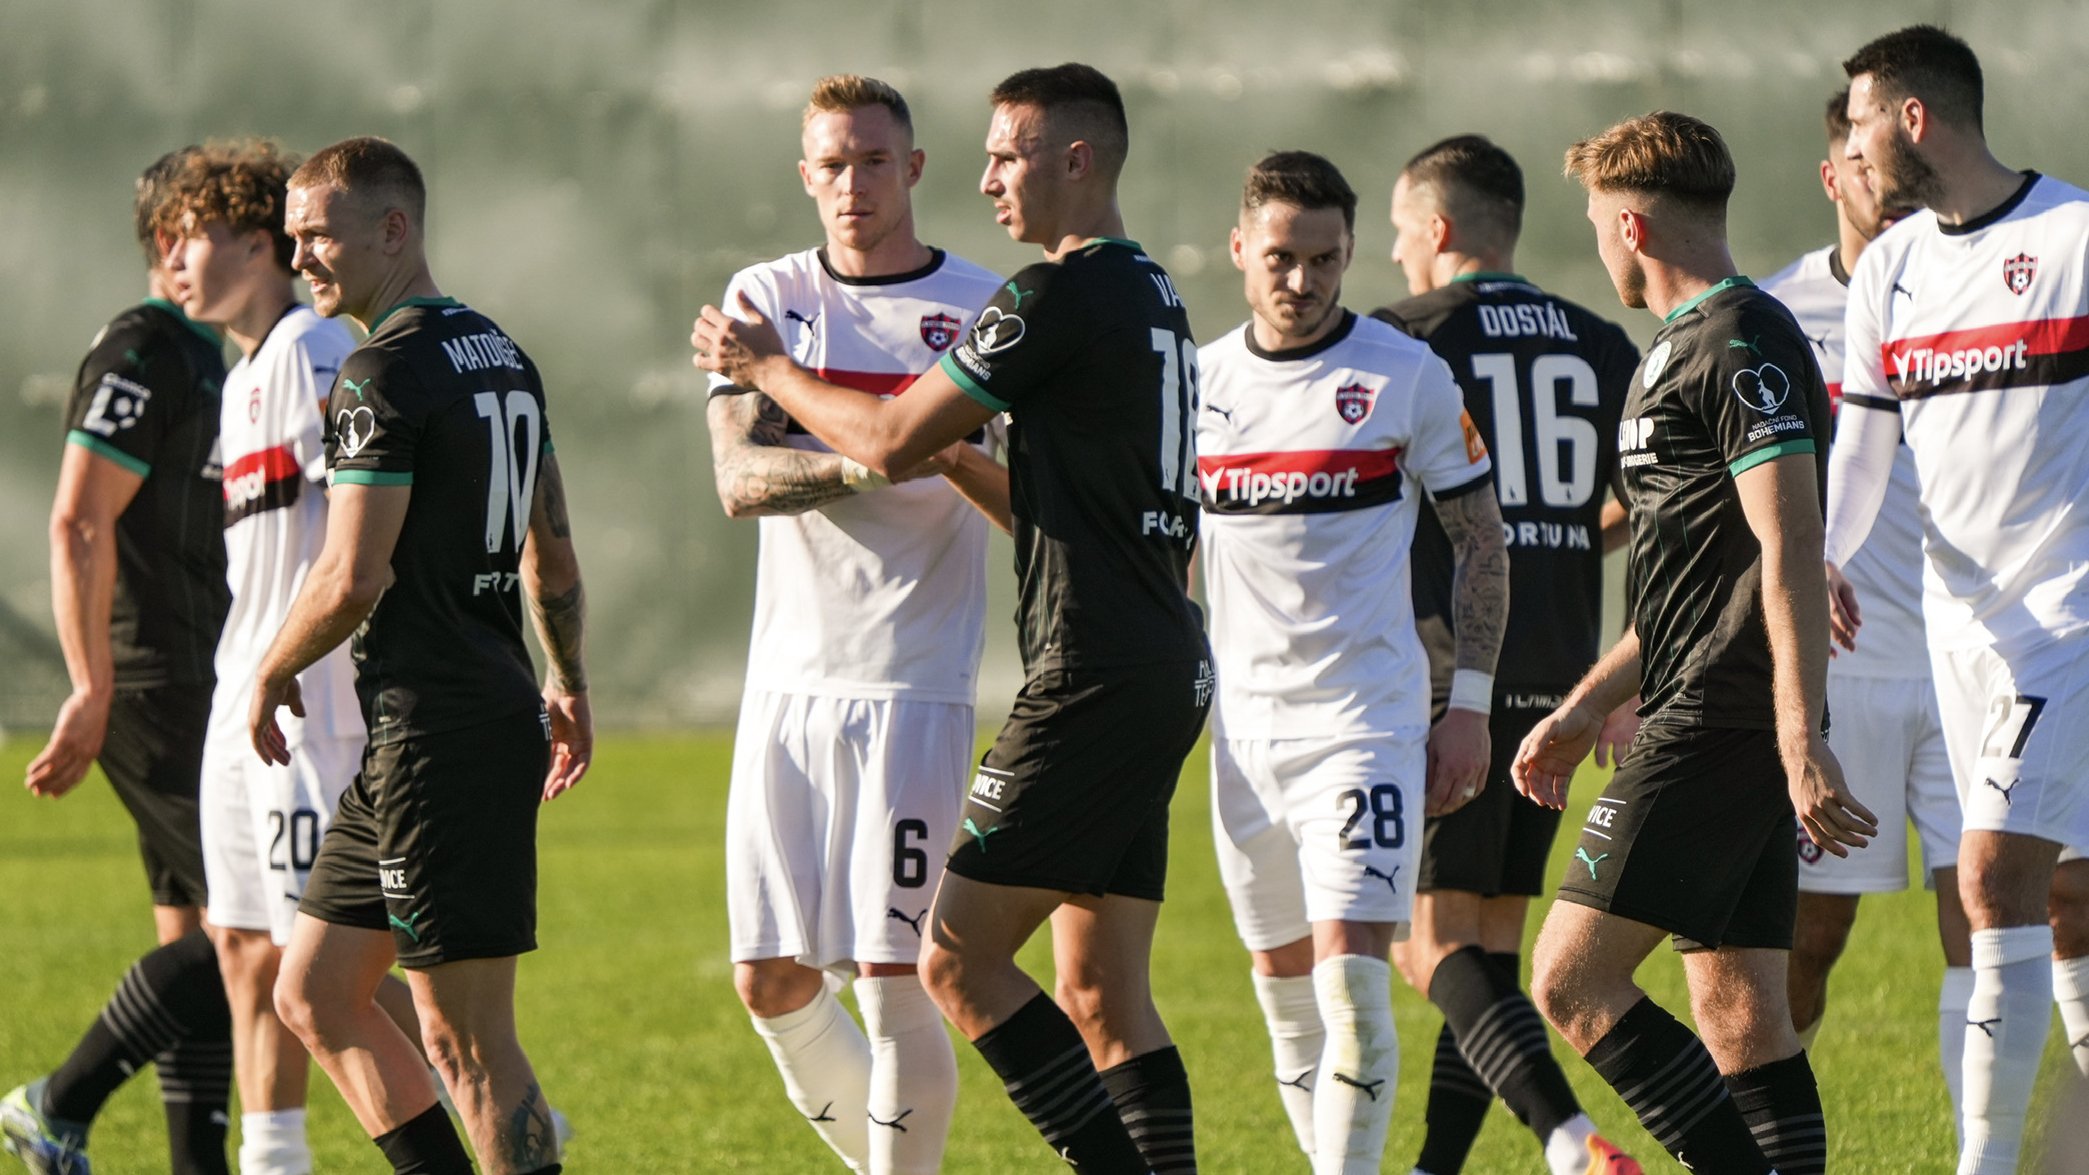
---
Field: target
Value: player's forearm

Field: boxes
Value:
[750,357,933,478]
[1761,516,1831,755]
[1566,628,1642,716]
[1599,495,1629,555]
[1435,488,1510,676]
[47,512,116,697]
[943,445,1014,535]
[1822,404,1898,565]
[256,556,379,689]
[522,540,588,695]
[714,442,857,518]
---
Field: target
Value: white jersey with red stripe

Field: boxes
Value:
[1840,174,2089,653]
[1197,311,1492,738]
[1762,245,1929,677]
[214,305,361,740]
[709,247,1004,702]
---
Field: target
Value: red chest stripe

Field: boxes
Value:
[814,368,920,396]
[1197,448,1404,515]
[222,444,304,527]
[1882,314,2089,399]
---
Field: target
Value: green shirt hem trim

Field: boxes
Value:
[330,469,414,486]
[1664,276,1756,324]
[1727,438,1816,477]
[367,296,463,336]
[66,430,150,476]
[940,354,1010,411]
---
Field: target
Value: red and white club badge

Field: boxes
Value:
[920,312,962,351]
[2004,252,2038,296]
[1334,382,1377,424]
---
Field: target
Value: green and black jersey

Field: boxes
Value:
[940,238,1206,671]
[1619,278,1829,729]
[62,299,229,686]
[324,297,550,744]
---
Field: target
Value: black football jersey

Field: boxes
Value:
[1376,274,1638,703]
[63,299,230,686]
[1618,278,1830,729]
[939,238,1207,670]
[324,297,549,743]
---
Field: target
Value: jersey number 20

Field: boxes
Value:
[1470,353,1600,509]
[473,390,542,554]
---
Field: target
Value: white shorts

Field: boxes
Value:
[1803,673,1960,893]
[200,710,363,946]
[1211,730,1422,952]
[1934,632,2089,849]
[725,691,971,972]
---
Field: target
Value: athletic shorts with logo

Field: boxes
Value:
[947,658,1212,902]
[1800,673,1958,893]
[1934,629,2089,849]
[98,685,213,907]
[1213,729,1422,950]
[1559,723,1797,951]
[725,691,971,971]
[200,696,363,945]
[300,708,549,968]
[1417,704,1564,898]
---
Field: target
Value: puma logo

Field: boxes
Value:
[1364,864,1401,894]
[1277,1067,1314,1091]
[887,907,927,936]
[1575,848,1611,880]
[1331,1072,1385,1102]
[869,1108,913,1132]
[963,817,1001,852]
[1983,777,2019,805]
[2073,1033,2089,1055]
[1969,1017,2001,1039]
[341,376,372,402]
[807,1101,837,1123]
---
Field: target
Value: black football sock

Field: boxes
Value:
[45,929,226,1126]
[157,1034,233,1175]
[1583,997,1770,1175]
[373,1103,475,1175]
[1099,1045,1196,1173]
[1430,946,1581,1142]
[1725,1051,1828,1175]
[971,994,1149,1173]
[1415,1019,1492,1174]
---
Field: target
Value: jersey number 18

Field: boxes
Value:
[1151,328,1199,501]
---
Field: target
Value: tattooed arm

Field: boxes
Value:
[1422,484,1510,816]
[523,451,591,800]
[706,388,860,518]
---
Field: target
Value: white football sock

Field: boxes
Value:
[1959,925,2052,1175]
[2053,955,2089,1076]
[855,975,956,1175]
[752,987,873,1171]
[238,1107,311,1175]
[1544,1111,1596,1175]
[1939,964,1974,1149]
[1252,971,1324,1156]
[1312,955,1398,1175]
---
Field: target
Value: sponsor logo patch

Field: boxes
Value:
[968,306,1026,354]
[1732,362,1792,415]
[2004,252,2037,296]
[336,405,378,457]
[920,312,962,352]
[1460,409,1487,463]
[1334,382,1377,424]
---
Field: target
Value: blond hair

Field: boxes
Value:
[803,74,912,134]
[1563,111,1734,212]
[289,136,426,227]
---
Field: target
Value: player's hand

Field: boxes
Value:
[542,687,593,802]
[1592,697,1641,769]
[1513,700,1606,811]
[691,294,788,389]
[24,688,112,798]
[1425,708,1490,816]
[1826,560,1862,653]
[1786,733,1877,857]
[250,674,305,767]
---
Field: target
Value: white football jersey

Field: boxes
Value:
[1842,174,2089,652]
[710,248,1004,702]
[1762,245,1928,677]
[214,306,361,739]
[1198,312,1492,738]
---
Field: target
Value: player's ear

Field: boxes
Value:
[1617,208,1644,255]
[154,226,181,270]
[1229,225,1247,272]
[380,206,411,255]
[798,158,815,196]
[1899,94,1927,142]
[1818,159,1839,204]
[906,148,925,188]
[1065,139,1093,183]
[1428,211,1451,256]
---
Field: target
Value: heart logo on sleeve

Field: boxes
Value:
[1731,363,1791,415]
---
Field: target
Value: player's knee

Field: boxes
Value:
[271,968,328,1050]
[733,962,821,1019]
[2049,864,2089,946]
[1790,908,1854,976]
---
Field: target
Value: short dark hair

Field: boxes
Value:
[1564,111,1736,214]
[134,146,201,269]
[1402,134,1524,244]
[156,139,301,271]
[1242,150,1357,230]
[990,63,1129,175]
[1843,25,1983,131]
[290,136,428,227]
[1823,89,1853,144]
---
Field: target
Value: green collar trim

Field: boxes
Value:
[1664,276,1754,324]
[1084,236,1142,251]
[142,297,221,346]
[1450,270,1528,285]
[367,295,461,335]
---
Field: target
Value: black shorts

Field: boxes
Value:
[100,685,212,907]
[300,709,550,968]
[944,658,1211,901]
[1417,706,1565,898]
[1556,723,1797,951]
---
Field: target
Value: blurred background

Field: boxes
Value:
[1,0,2080,730]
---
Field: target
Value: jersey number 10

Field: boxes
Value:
[1151,328,1200,501]
[473,390,543,554]
[1470,352,1600,509]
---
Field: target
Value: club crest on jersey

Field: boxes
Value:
[1334,382,1377,424]
[2004,252,2037,296]
[920,312,962,352]
[1641,339,1673,389]
[969,306,1026,355]
[1732,363,1791,416]
[336,405,378,457]
[1796,826,1824,865]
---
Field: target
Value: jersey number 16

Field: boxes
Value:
[1470,352,1600,510]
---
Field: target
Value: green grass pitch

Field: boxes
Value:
[0,731,2066,1170]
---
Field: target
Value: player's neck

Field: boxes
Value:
[1250,303,1347,354]
[1040,202,1127,262]
[222,281,299,359]
[1929,146,2026,227]
[1438,252,1515,288]
[348,263,443,333]
[1642,247,1740,322]
[1833,213,1866,280]
[823,232,932,280]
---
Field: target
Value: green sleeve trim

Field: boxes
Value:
[940,353,1011,412]
[66,430,150,476]
[330,469,414,486]
[1727,438,1816,477]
